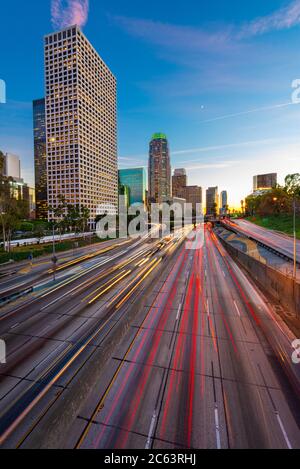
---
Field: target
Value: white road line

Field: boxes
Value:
[222,270,226,278]
[176,303,182,321]
[214,405,221,449]
[145,410,157,449]
[233,300,241,317]
[206,299,210,317]
[10,322,19,330]
[276,412,292,449]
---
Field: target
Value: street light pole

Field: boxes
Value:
[52,219,57,282]
[293,198,297,280]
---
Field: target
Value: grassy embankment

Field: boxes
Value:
[247,214,300,240]
[0,236,107,265]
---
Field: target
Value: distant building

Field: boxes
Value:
[184,185,203,213]
[3,153,21,180]
[33,98,47,219]
[206,186,219,216]
[253,173,277,192]
[220,191,228,214]
[149,133,171,204]
[118,168,147,207]
[172,168,187,199]
[45,25,118,226]
[172,168,202,212]
[10,180,36,219]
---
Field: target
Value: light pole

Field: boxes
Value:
[293,198,297,279]
[51,219,57,282]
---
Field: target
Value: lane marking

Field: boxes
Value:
[206,299,210,317]
[233,300,241,317]
[176,303,182,321]
[276,412,292,449]
[145,410,157,449]
[214,405,222,449]
[10,322,19,330]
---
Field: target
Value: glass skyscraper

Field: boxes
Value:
[149,133,171,204]
[33,98,47,219]
[118,168,147,206]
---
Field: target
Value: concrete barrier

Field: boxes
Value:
[217,235,300,317]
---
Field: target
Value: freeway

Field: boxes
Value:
[0,225,299,449]
[69,226,300,449]
[0,237,135,298]
[222,218,300,264]
[0,226,191,447]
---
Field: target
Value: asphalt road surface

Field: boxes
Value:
[0,225,299,449]
[223,219,300,264]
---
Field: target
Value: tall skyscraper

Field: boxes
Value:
[33,98,47,219]
[149,133,171,204]
[206,186,219,216]
[44,25,118,225]
[118,168,147,206]
[220,190,228,214]
[253,173,277,192]
[172,168,187,199]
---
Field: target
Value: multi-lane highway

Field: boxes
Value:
[0,225,299,449]
[222,219,300,264]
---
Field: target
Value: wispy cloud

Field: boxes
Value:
[112,15,234,54]
[200,102,296,124]
[51,0,89,30]
[238,0,300,38]
[113,1,300,52]
[184,161,238,171]
[119,137,289,162]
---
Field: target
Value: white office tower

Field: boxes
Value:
[44,25,118,226]
[4,153,21,180]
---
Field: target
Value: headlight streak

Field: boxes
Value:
[0,228,194,446]
[115,259,162,310]
[87,270,132,305]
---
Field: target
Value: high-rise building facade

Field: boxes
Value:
[253,173,277,192]
[118,168,147,206]
[172,168,187,199]
[149,133,171,204]
[184,185,203,212]
[44,25,118,225]
[220,190,228,214]
[3,153,21,180]
[33,98,47,219]
[206,186,219,216]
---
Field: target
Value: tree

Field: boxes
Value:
[48,194,67,239]
[285,174,300,197]
[33,225,45,244]
[80,206,90,233]
[65,204,81,233]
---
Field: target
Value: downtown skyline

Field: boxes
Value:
[1,1,300,208]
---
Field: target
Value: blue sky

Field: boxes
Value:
[1,0,300,207]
